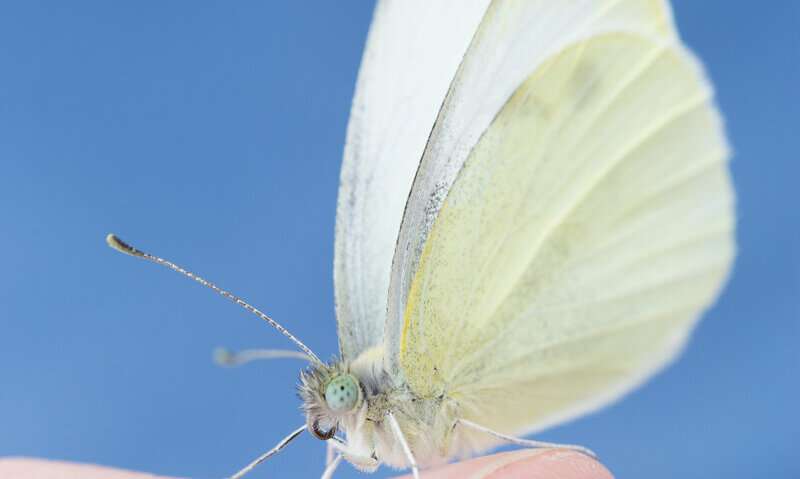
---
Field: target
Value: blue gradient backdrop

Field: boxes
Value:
[1,2,797,478]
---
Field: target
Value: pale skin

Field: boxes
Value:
[0,450,613,478]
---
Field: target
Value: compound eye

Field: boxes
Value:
[324,374,359,413]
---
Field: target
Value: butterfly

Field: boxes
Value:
[108,1,734,477]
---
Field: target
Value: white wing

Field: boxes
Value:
[385,0,679,374]
[334,1,490,361]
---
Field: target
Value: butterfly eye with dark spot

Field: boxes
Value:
[324,374,359,413]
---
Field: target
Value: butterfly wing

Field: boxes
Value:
[384,0,677,371]
[334,1,490,361]
[385,0,734,452]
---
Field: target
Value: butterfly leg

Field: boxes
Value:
[214,347,311,366]
[320,453,343,479]
[455,418,597,459]
[386,411,420,479]
[228,424,306,479]
[328,437,380,472]
[325,440,335,466]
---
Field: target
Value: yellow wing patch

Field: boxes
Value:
[399,31,733,446]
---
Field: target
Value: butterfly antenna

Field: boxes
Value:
[106,233,323,365]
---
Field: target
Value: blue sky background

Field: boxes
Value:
[0,2,797,478]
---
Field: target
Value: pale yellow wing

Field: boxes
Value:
[395,11,734,454]
[384,0,678,372]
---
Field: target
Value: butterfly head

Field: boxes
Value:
[299,361,364,440]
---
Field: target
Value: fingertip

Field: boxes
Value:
[480,449,613,479]
[0,457,173,479]
[393,449,613,479]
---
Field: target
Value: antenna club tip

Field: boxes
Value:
[213,347,234,366]
[106,233,139,256]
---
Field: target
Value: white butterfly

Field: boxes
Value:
[109,1,734,477]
